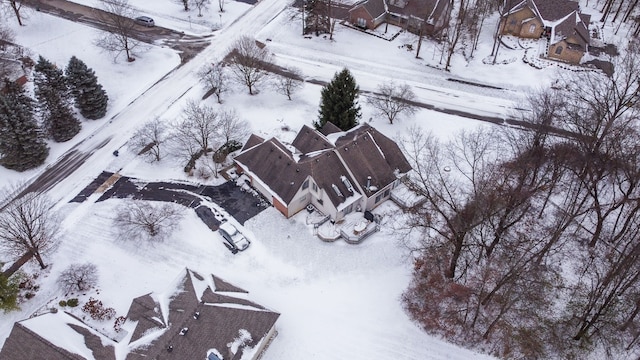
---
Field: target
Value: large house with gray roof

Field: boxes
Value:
[500,0,591,64]
[348,0,450,36]
[0,269,279,360]
[233,123,412,221]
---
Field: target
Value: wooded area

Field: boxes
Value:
[402,42,640,359]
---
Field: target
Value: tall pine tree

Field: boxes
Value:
[315,68,361,131]
[34,56,81,142]
[0,80,49,171]
[65,56,109,120]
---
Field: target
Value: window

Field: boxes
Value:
[528,24,536,34]
[384,189,390,198]
[312,183,318,192]
[302,180,309,190]
[299,195,307,203]
[357,18,366,28]
[555,46,563,55]
[344,204,353,215]
[375,194,382,203]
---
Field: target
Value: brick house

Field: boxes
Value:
[348,0,450,36]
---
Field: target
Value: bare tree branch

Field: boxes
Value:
[367,81,417,124]
[227,36,273,95]
[94,0,141,62]
[57,263,99,293]
[113,200,183,243]
[0,191,60,269]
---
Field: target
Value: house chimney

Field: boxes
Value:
[366,176,371,189]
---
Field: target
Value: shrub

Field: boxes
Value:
[59,300,67,307]
[67,298,79,307]
[82,297,115,321]
[114,315,126,332]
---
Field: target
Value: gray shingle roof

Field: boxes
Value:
[212,274,248,293]
[0,323,84,360]
[0,269,279,360]
[388,0,441,21]
[531,0,579,22]
[235,124,412,208]
[126,269,279,360]
[334,124,412,194]
[127,293,165,343]
[292,125,333,154]
[552,11,590,50]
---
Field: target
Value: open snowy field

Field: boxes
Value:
[0,0,627,358]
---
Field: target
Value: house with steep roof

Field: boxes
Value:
[234,123,412,221]
[348,0,450,36]
[500,0,591,64]
[0,269,280,360]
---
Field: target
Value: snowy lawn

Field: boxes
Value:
[0,0,625,358]
[1,193,495,359]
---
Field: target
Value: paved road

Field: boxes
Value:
[26,0,212,63]
[9,0,291,207]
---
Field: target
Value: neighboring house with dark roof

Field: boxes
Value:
[499,0,591,64]
[348,0,450,36]
[234,123,412,221]
[0,269,279,360]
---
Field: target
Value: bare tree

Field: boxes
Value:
[2,0,26,26]
[0,25,17,80]
[57,263,99,293]
[170,100,223,171]
[367,81,417,124]
[0,191,60,269]
[94,0,140,62]
[175,0,189,11]
[217,0,225,12]
[113,200,183,243]
[492,0,516,64]
[218,108,249,145]
[272,68,303,100]
[443,0,469,71]
[130,118,168,162]
[0,24,15,50]
[193,0,209,16]
[175,100,220,154]
[227,36,274,95]
[198,63,229,104]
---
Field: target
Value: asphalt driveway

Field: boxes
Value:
[71,172,269,229]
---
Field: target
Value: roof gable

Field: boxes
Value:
[551,11,590,50]
[292,125,333,154]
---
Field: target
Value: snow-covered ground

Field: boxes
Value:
[0,0,622,359]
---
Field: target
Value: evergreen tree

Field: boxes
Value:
[34,56,81,142]
[0,80,49,171]
[0,272,20,312]
[65,56,109,120]
[315,68,361,131]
